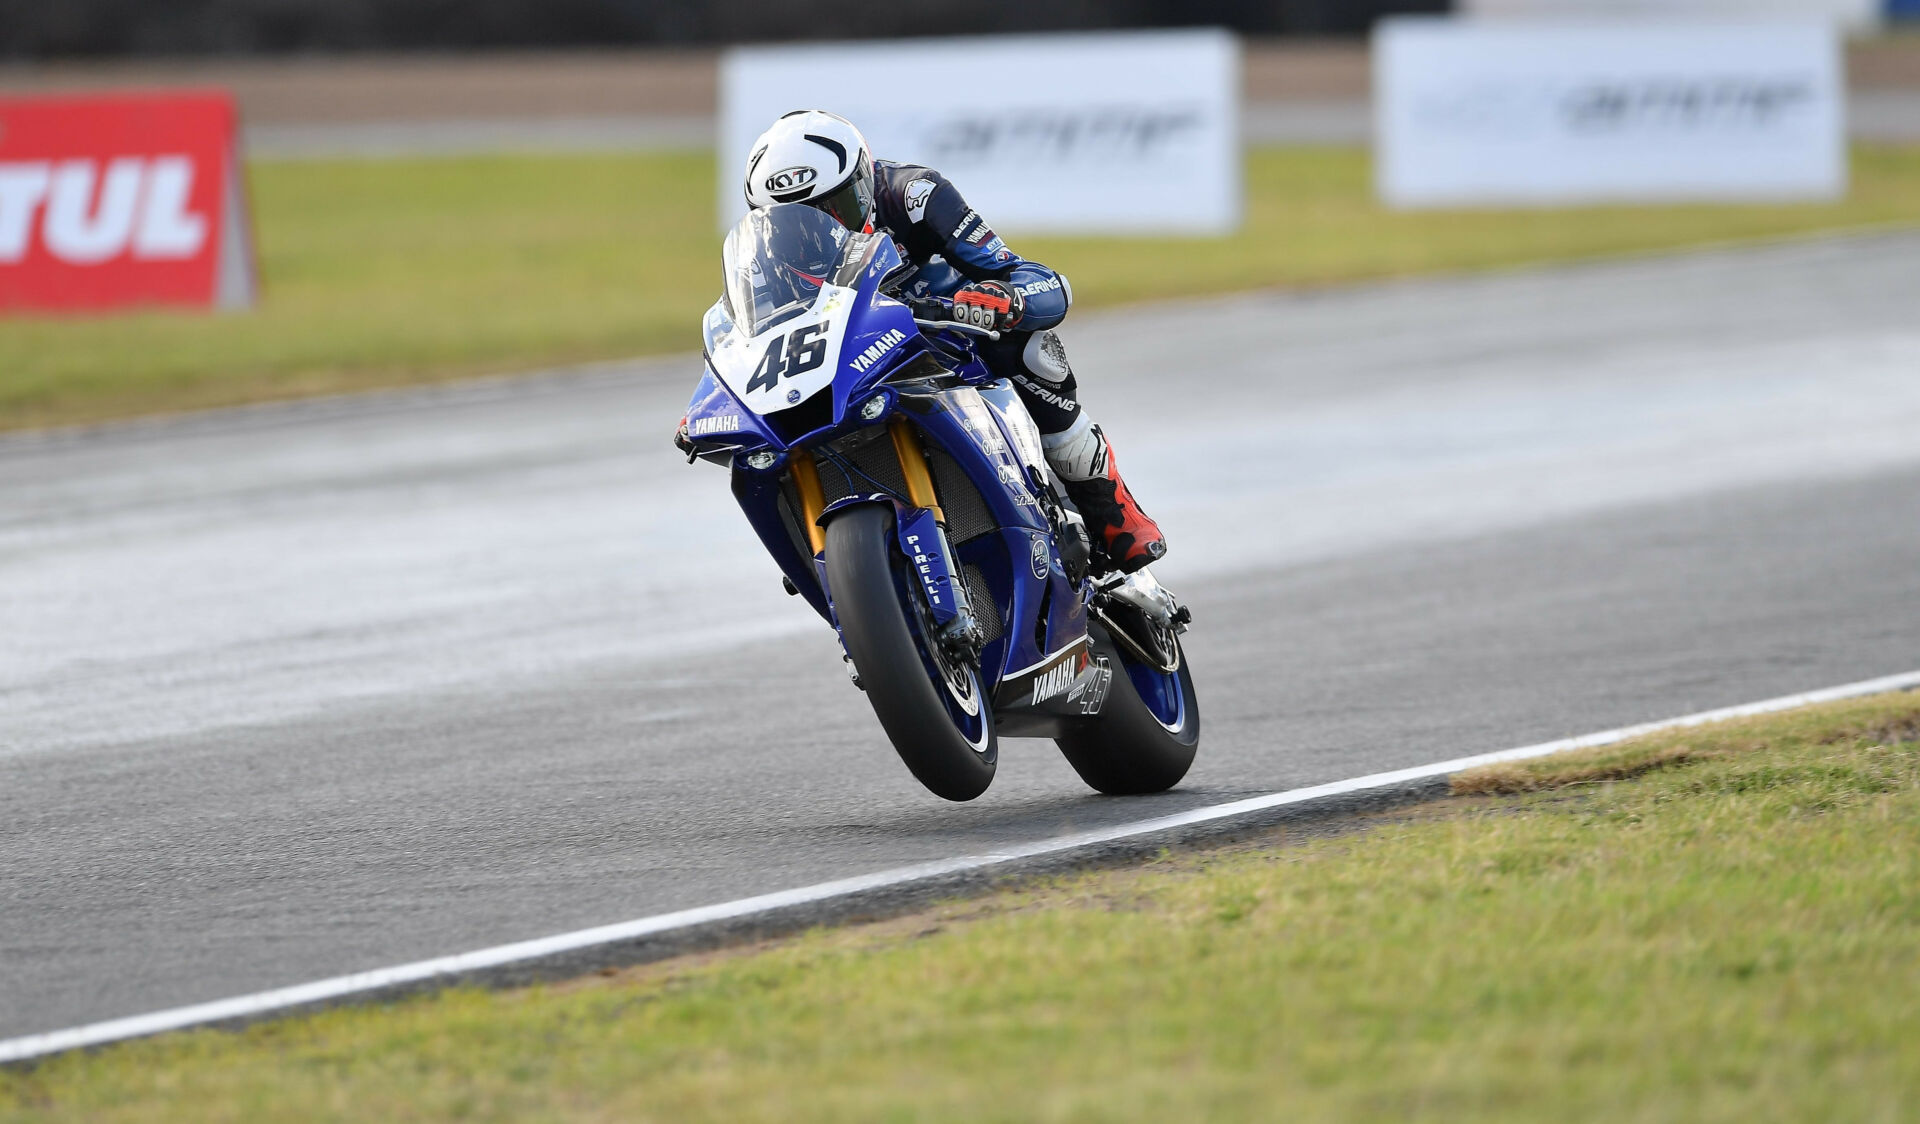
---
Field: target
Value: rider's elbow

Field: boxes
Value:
[1008,267,1071,330]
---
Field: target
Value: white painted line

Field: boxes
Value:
[6,667,1918,1064]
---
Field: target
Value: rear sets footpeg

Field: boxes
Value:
[1092,568,1188,672]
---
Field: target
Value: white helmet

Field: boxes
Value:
[742,110,876,231]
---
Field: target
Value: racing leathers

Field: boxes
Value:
[870,159,1166,574]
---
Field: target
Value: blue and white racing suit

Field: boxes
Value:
[870,160,1087,449]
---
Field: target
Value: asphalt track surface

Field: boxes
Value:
[5,232,1919,1041]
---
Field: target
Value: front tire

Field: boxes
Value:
[1055,622,1199,795]
[825,504,998,802]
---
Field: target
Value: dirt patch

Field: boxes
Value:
[1452,746,1710,796]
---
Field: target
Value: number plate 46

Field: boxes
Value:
[746,323,828,394]
[708,287,854,416]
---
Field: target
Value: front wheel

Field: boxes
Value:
[1055,622,1199,795]
[825,504,998,802]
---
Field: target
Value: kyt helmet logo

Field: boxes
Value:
[764,166,817,193]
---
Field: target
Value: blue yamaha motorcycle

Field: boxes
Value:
[678,203,1198,801]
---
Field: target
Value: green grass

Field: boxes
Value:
[5,145,1920,431]
[7,691,1920,1122]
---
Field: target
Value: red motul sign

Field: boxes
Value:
[0,91,256,313]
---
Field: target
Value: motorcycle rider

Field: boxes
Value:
[728,109,1167,575]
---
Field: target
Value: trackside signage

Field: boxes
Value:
[0,91,257,312]
[1374,19,1846,208]
[719,30,1242,234]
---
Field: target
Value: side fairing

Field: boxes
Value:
[683,363,774,452]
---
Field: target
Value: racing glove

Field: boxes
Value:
[950,280,1024,331]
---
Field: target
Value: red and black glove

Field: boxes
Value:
[950,280,1024,331]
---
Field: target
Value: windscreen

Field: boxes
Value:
[721,204,850,337]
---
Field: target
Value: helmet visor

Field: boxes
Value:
[809,152,874,231]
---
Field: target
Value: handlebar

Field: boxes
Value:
[913,317,1000,342]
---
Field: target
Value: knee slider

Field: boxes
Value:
[1021,330,1074,386]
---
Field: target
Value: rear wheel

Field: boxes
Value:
[825,504,997,801]
[1055,621,1199,795]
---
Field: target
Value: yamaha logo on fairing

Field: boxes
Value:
[688,414,741,437]
[1029,656,1079,706]
[764,166,818,193]
[848,328,906,373]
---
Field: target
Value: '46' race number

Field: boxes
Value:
[746,324,828,394]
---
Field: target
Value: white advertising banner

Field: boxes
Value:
[1374,19,1847,208]
[718,30,1241,233]
[1462,1,1880,33]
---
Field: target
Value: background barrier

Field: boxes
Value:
[1374,18,1847,208]
[719,30,1243,235]
[0,91,256,312]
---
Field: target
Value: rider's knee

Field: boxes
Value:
[1021,330,1074,386]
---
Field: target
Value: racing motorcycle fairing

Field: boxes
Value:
[686,208,924,459]
[688,203,1112,734]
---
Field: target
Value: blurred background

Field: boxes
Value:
[0,0,1916,429]
[9,0,1920,1071]
[5,0,1449,54]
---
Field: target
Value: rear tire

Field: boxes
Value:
[825,504,998,802]
[1055,623,1199,795]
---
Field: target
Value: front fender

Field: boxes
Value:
[816,495,964,628]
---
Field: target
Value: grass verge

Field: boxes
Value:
[5,146,1920,431]
[6,690,1919,1121]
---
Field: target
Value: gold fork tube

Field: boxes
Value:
[789,450,828,555]
[888,418,946,526]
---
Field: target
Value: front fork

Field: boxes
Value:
[795,418,984,662]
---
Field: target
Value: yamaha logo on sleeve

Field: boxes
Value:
[764,166,818,193]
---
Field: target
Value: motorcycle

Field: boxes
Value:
[677,203,1199,801]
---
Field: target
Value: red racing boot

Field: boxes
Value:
[1044,419,1167,575]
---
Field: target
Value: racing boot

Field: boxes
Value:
[1042,417,1167,575]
